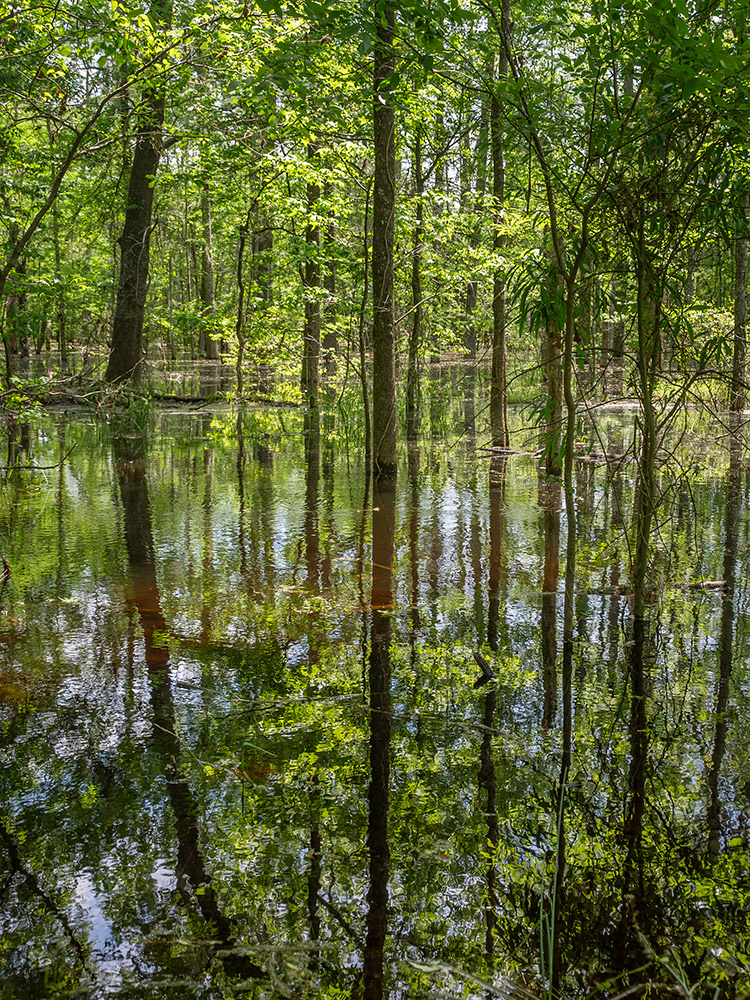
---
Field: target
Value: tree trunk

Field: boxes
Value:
[362,474,394,1000]
[464,80,490,358]
[359,181,373,468]
[322,180,337,363]
[301,142,321,411]
[731,192,747,413]
[254,226,273,303]
[372,3,398,478]
[235,213,251,400]
[543,257,564,477]
[51,199,67,369]
[489,6,511,451]
[406,127,424,441]
[200,182,219,361]
[540,478,560,729]
[105,0,171,385]
[6,258,28,365]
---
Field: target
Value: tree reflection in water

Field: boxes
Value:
[113,431,265,983]
[361,473,395,1000]
[2,406,750,998]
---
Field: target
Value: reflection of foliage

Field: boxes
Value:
[1,406,750,997]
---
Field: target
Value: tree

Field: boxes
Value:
[301,142,322,410]
[371,0,398,477]
[0,0,164,373]
[488,0,511,450]
[106,0,173,384]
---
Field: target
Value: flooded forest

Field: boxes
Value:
[2,0,750,997]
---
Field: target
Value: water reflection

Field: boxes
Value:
[113,431,265,982]
[539,476,560,729]
[1,405,749,998]
[361,475,395,1000]
[477,684,498,962]
[488,456,506,652]
[708,415,743,860]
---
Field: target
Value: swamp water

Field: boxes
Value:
[0,402,749,999]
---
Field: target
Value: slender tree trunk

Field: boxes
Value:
[322,179,337,363]
[51,201,67,369]
[543,256,564,477]
[708,415,742,859]
[5,257,27,366]
[105,0,172,385]
[362,475,395,1000]
[617,226,660,931]
[551,271,579,992]
[359,181,373,468]
[406,127,424,441]
[540,478,560,729]
[301,142,321,410]
[731,192,748,412]
[255,226,273,303]
[235,209,253,400]
[167,251,175,360]
[372,3,397,477]
[464,83,490,358]
[17,258,29,362]
[632,219,659,624]
[489,6,511,450]
[200,182,219,361]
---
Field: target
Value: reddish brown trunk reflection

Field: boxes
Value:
[478,686,499,959]
[362,474,395,1000]
[605,433,625,668]
[305,412,321,592]
[488,457,507,651]
[200,436,215,645]
[615,581,650,969]
[114,436,264,981]
[708,416,743,859]
[308,771,322,970]
[407,444,421,635]
[540,477,561,728]
[117,453,170,672]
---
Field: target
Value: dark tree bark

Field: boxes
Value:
[254,225,274,303]
[489,2,511,450]
[52,202,67,369]
[542,256,564,478]
[478,684,499,958]
[708,416,742,859]
[406,127,424,441]
[200,181,219,361]
[362,475,394,1000]
[301,142,321,410]
[488,456,507,653]
[372,2,397,478]
[464,79,490,358]
[235,211,251,399]
[540,477,560,730]
[106,0,171,384]
[359,180,373,468]
[731,192,748,413]
[322,179,337,362]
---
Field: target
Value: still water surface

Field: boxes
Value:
[1,403,749,998]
